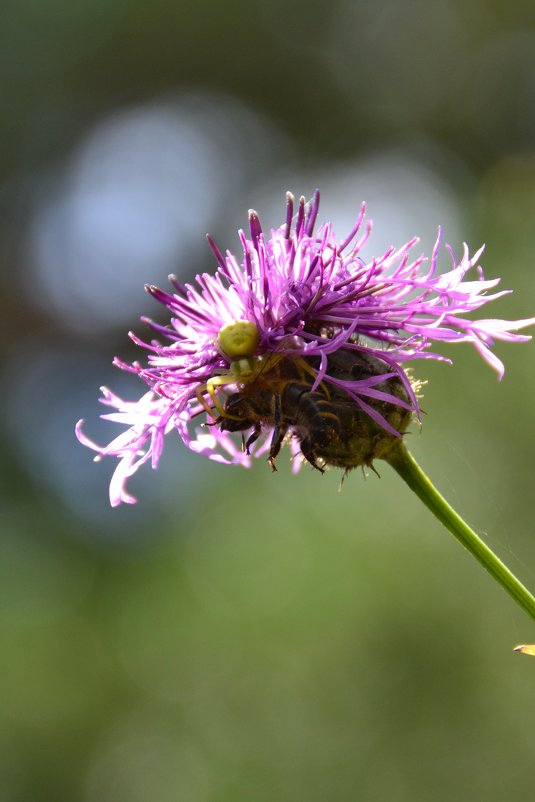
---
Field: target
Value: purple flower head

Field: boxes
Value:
[77,190,535,505]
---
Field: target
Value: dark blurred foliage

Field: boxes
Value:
[1,0,535,800]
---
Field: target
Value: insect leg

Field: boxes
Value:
[299,436,325,473]
[244,423,262,455]
[266,390,284,471]
[268,423,288,472]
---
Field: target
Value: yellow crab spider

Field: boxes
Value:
[195,320,269,418]
[195,319,329,419]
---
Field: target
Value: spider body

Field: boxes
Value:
[195,320,266,417]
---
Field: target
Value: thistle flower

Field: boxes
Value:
[77,189,534,508]
[77,189,535,626]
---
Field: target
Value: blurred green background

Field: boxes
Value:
[1,0,535,799]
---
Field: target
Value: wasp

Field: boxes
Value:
[217,348,413,473]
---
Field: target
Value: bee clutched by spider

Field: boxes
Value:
[195,319,415,474]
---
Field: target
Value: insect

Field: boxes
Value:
[219,356,344,472]
[209,329,413,472]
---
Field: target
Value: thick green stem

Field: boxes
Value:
[387,442,535,622]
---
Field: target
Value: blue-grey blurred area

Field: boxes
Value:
[1,0,535,799]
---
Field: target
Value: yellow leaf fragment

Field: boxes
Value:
[513,644,535,656]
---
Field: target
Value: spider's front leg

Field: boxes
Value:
[196,357,260,420]
[195,374,234,418]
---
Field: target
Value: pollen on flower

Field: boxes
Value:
[77,189,535,505]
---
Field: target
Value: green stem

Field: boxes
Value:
[387,442,535,622]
